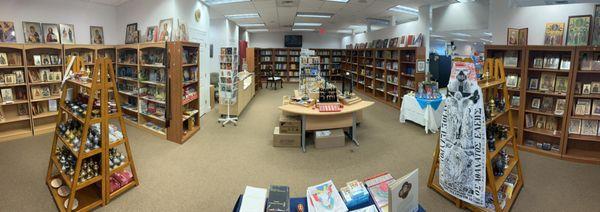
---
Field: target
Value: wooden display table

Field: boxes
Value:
[279,101,374,152]
[218,72,255,116]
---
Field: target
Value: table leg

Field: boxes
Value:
[352,112,359,146]
[301,115,306,153]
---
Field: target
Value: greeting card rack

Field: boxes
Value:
[340,47,426,109]
[45,57,138,212]
[428,58,524,212]
[218,47,238,127]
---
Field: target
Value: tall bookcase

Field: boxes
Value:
[485,45,600,164]
[257,48,301,83]
[341,47,426,109]
[310,48,344,82]
[0,43,30,141]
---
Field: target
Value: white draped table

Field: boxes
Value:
[399,94,445,134]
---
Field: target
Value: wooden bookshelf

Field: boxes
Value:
[0,44,31,142]
[341,47,426,109]
[256,48,301,83]
[310,48,344,82]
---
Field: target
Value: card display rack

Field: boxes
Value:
[45,57,138,212]
[428,58,524,212]
[341,47,425,109]
[166,42,201,143]
[218,47,239,127]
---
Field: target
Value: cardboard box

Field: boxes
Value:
[273,127,301,147]
[279,114,301,134]
[314,129,345,149]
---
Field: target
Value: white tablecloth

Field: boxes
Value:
[399,94,445,133]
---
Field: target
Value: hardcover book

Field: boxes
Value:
[364,173,395,211]
[389,169,419,212]
[307,180,348,212]
[267,185,290,212]
[240,186,267,212]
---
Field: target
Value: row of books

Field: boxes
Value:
[237,170,419,212]
[345,34,424,49]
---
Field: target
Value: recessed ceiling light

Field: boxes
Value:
[203,0,249,5]
[456,0,476,3]
[324,0,349,3]
[296,12,333,19]
[238,23,266,27]
[450,32,471,37]
[224,13,260,19]
[292,28,316,31]
[247,29,269,32]
[431,34,444,38]
[293,22,322,27]
[388,5,419,16]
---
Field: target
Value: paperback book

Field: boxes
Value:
[307,180,348,212]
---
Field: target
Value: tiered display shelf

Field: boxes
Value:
[166,42,201,143]
[341,47,426,109]
[45,57,138,212]
[428,58,524,212]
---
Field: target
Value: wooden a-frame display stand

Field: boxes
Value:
[428,58,524,211]
[45,57,138,211]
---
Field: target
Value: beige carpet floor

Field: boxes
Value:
[1,85,599,212]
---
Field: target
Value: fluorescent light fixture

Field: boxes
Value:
[457,0,476,3]
[337,29,353,34]
[435,39,446,42]
[480,38,492,42]
[203,0,249,5]
[450,32,471,37]
[238,23,265,27]
[388,5,419,16]
[292,28,316,31]
[246,29,268,32]
[483,32,492,36]
[366,18,390,26]
[293,22,322,27]
[453,38,468,41]
[430,34,444,38]
[324,0,349,2]
[224,13,259,19]
[296,12,333,18]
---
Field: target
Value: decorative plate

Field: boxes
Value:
[64,198,78,210]
[57,186,70,197]
[50,178,62,188]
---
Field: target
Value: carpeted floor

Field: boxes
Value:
[0,85,599,212]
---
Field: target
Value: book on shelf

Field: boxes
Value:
[306,180,348,212]
[581,120,599,136]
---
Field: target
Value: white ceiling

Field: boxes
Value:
[431,29,493,44]
[80,0,130,6]
[512,0,600,7]
[207,0,451,33]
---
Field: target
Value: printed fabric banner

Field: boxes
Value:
[438,61,486,207]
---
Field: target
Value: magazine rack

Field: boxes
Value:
[427,58,524,211]
[45,57,138,211]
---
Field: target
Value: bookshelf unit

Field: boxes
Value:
[310,48,344,82]
[138,43,168,138]
[0,43,30,142]
[25,44,64,135]
[115,44,140,128]
[341,47,426,109]
[257,48,302,83]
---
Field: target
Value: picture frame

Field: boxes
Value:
[518,28,528,45]
[506,74,518,88]
[17,104,28,116]
[525,113,534,128]
[13,70,24,84]
[576,99,592,115]
[592,99,600,116]
[545,117,557,131]
[566,15,592,46]
[535,115,547,129]
[416,60,425,73]
[580,52,593,70]
[554,98,566,116]
[539,73,556,92]
[591,82,600,94]
[532,56,544,68]
[543,54,560,69]
[90,26,104,44]
[531,97,541,109]
[568,119,581,134]
[583,83,592,95]
[4,74,16,84]
[125,23,138,44]
[529,78,539,90]
[0,21,17,43]
[503,51,519,67]
[0,88,13,102]
[158,18,173,42]
[0,74,4,85]
[541,96,554,112]
[511,96,520,108]
[554,76,569,93]
[559,55,571,70]
[593,53,600,70]
[0,53,7,66]
[146,26,158,43]
[41,23,60,44]
[575,82,583,94]
[593,5,600,46]
[544,22,565,46]
[581,120,598,136]
[507,28,519,45]
[23,21,42,43]
[58,24,75,44]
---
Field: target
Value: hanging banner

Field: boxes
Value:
[438,61,486,207]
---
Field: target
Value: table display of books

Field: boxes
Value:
[233,169,422,212]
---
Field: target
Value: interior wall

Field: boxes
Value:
[490,0,596,45]
[0,0,119,44]
[432,0,489,32]
[248,31,343,49]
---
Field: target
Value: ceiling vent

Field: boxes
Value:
[277,0,299,7]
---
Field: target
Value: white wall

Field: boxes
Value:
[248,31,343,49]
[0,0,119,44]
[432,0,489,32]
[490,0,596,45]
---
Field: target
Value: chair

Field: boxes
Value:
[265,67,283,90]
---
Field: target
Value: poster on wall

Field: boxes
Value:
[438,61,486,208]
[566,15,592,46]
[543,22,564,46]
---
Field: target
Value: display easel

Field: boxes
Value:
[427,58,524,211]
[45,57,138,211]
